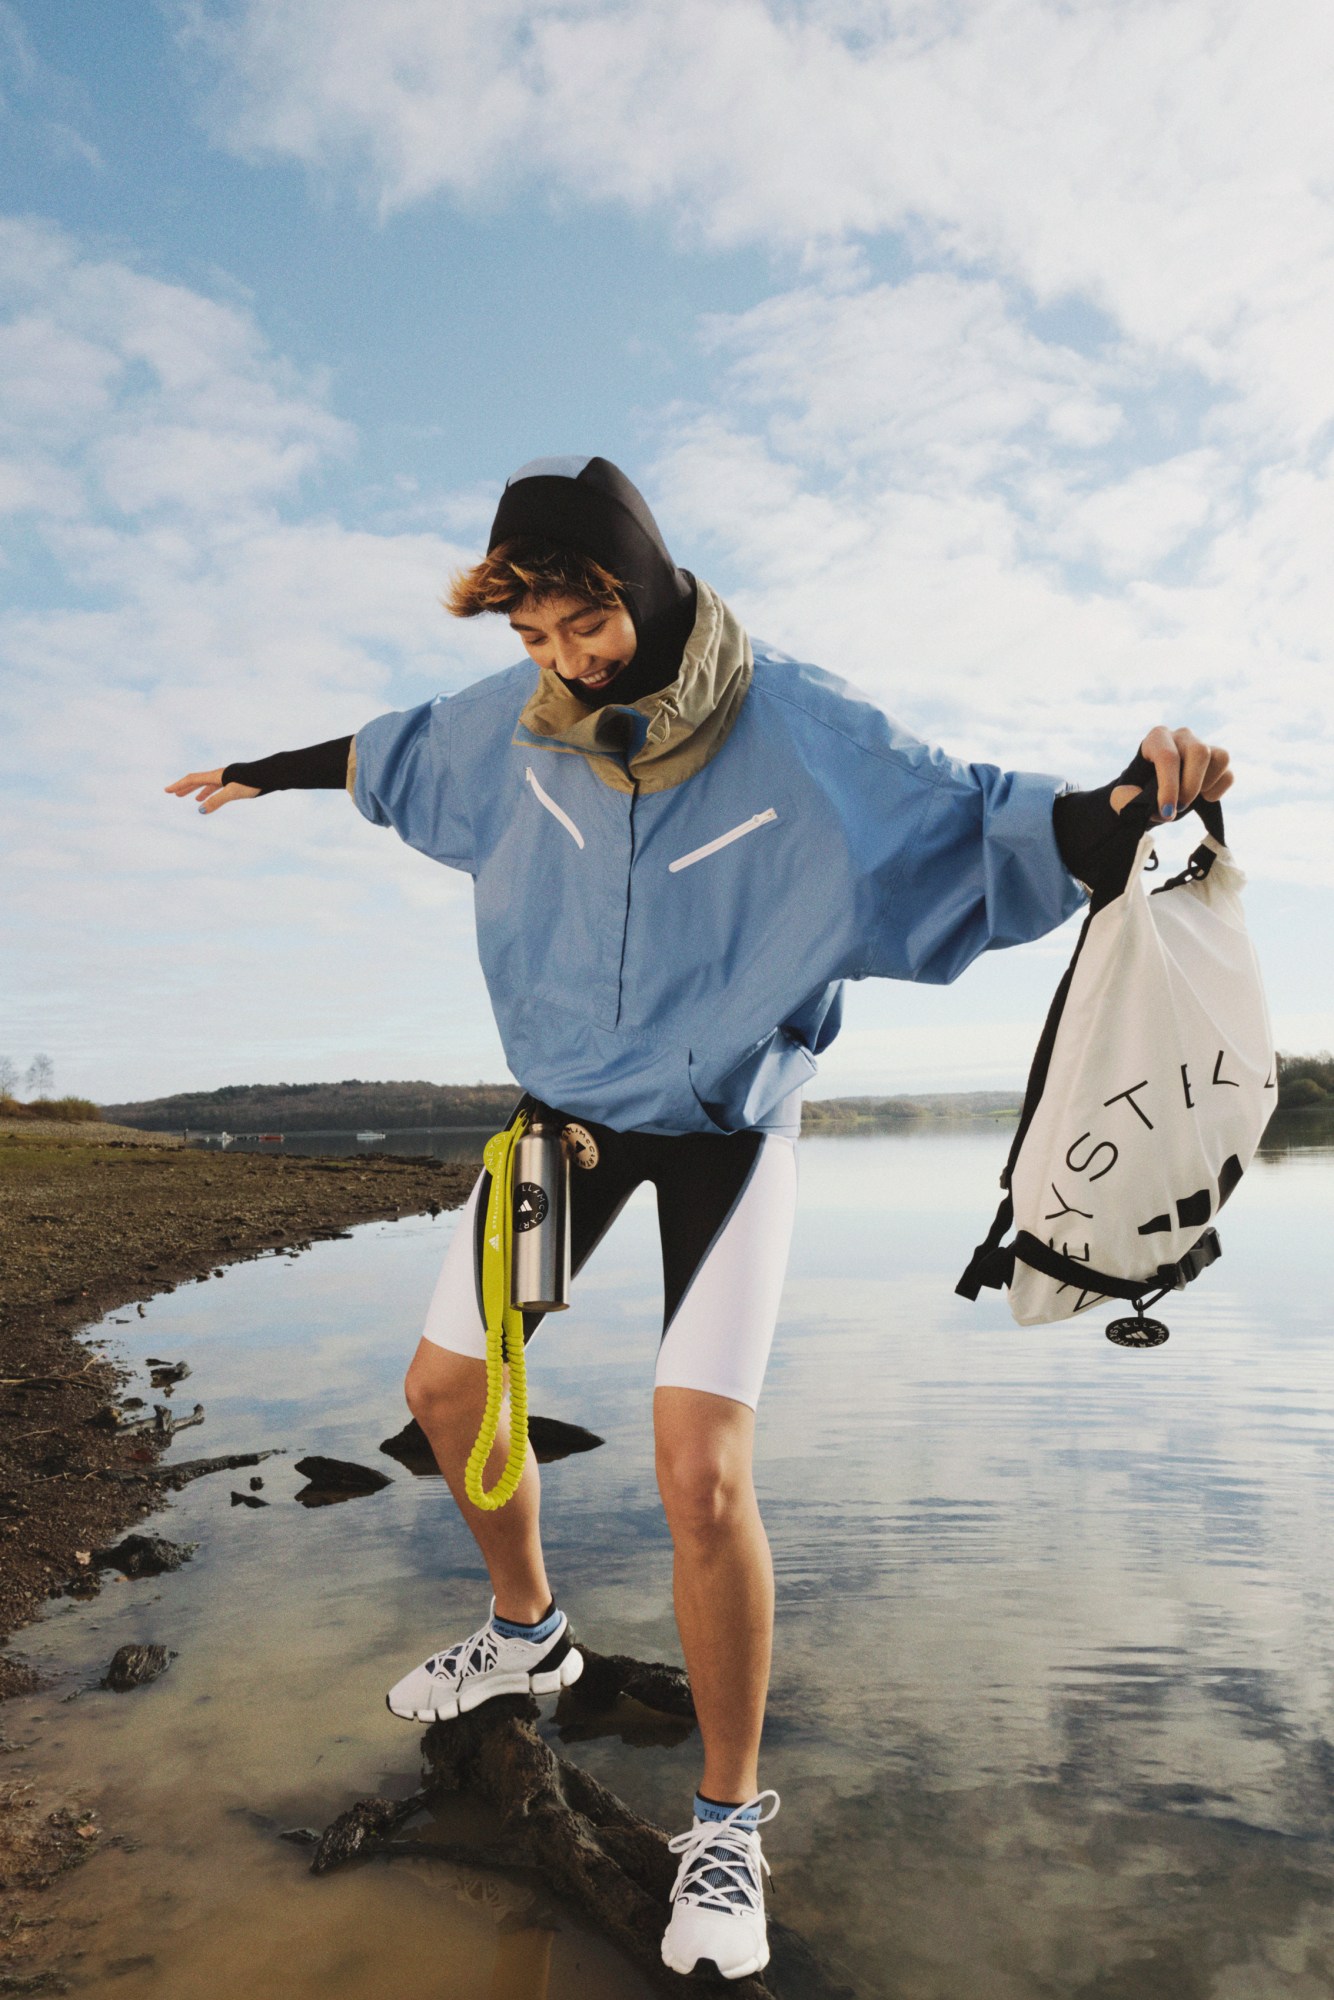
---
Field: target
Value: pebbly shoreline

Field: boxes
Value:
[0,1124,476,1981]
[0,1124,475,1653]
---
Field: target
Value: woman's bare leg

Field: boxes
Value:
[404,1337,552,1625]
[654,1385,773,1802]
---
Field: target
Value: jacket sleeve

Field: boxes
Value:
[351,697,474,874]
[865,754,1085,984]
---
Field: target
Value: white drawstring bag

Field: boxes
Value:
[957,797,1276,1343]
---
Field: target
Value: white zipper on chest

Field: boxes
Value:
[668,808,778,874]
[525,766,585,849]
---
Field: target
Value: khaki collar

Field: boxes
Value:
[514,579,752,795]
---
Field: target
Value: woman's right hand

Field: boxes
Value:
[164,769,262,814]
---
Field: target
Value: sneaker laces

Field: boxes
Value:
[423,1598,505,1684]
[667,1791,780,1913]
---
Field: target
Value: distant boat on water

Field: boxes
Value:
[357,1130,387,1142]
[258,1133,283,1144]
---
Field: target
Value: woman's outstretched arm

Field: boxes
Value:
[165,735,354,814]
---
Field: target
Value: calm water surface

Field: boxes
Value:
[13,1117,1334,1998]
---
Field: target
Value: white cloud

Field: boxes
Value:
[182,0,1334,831]
[700,274,1126,489]
[646,259,1332,850]
[0,218,515,1100]
[0,217,350,526]
[188,0,1334,368]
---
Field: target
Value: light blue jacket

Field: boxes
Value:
[353,637,1083,1136]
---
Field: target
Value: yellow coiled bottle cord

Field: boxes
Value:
[464,1109,531,1512]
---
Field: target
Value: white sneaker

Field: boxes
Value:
[385,1600,584,1722]
[660,1790,780,1981]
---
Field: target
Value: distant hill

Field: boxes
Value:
[100,1079,1023,1134]
[100,1080,520,1134]
[802,1091,1021,1125]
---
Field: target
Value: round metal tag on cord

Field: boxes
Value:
[562,1121,600,1170]
[1105,1315,1170,1349]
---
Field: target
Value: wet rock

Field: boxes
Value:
[311,1797,405,1870]
[528,1414,604,1461]
[293,1456,392,1506]
[377,1419,436,1474]
[0,1653,46,1699]
[147,1360,191,1387]
[102,1644,174,1691]
[565,1639,695,1721]
[379,1413,602,1475]
[95,1534,195,1579]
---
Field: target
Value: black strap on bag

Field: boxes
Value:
[955,790,1227,1310]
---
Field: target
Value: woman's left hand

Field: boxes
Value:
[1111,726,1234,821]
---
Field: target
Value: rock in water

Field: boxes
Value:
[103,1644,174,1691]
[379,1413,602,1473]
[293,1455,393,1506]
[377,1419,437,1474]
[528,1413,605,1461]
[96,1534,195,1578]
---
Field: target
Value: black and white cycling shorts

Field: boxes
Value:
[421,1112,798,1409]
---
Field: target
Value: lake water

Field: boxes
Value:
[12,1115,1334,1998]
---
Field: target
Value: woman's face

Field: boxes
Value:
[509,593,637,696]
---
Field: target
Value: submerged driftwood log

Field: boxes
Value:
[310,1637,852,1999]
[101,1449,277,1488]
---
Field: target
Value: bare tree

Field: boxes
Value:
[0,1056,16,1097]
[24,1053,54,1100]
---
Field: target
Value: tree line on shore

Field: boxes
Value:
[73,1054,1334,1132]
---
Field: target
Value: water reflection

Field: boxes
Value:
[8,1119,1334,1997]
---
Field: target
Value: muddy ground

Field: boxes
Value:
[0,1124,475,1986]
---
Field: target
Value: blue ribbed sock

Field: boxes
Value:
[694,1791,760,1827]
[491,1599,561,1644]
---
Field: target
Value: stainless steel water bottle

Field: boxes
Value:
[510,1118,571,1311]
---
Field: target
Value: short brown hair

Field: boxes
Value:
[445,538,625,619]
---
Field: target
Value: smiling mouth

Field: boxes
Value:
[566,662,624,690]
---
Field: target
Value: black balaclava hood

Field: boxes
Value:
[487,454,696,709]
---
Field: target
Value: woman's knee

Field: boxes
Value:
[656,1441,752,1543]
[404,1340,484,1433]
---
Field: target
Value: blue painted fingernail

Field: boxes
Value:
[1162,802,1175,819]
[197,805,207,815]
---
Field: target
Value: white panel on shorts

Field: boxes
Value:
[421,1175,488,1358]
[654,1134,798,1410]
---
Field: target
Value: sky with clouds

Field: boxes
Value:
[1,0,1329,1106]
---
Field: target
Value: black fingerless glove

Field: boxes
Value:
[1051,750,1157,902]
[222,735,353,794]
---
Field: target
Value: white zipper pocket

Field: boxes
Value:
[525,766,585,850]
[668,808,778,874]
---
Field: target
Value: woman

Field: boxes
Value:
[168,454,1232,1981]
